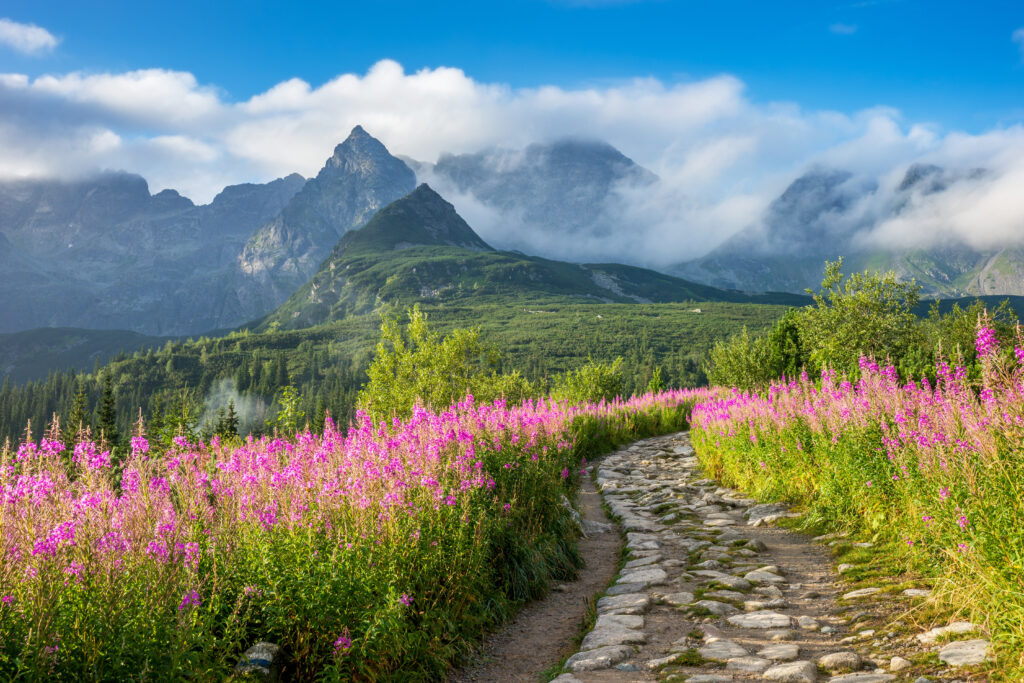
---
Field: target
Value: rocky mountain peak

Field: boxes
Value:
[323,126,409,179]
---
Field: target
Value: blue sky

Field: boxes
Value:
[2,0,1024,263]
[2,0,1023,131]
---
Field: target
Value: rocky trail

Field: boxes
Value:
[451,431,994,683]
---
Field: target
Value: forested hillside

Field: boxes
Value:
[0,300,788,444]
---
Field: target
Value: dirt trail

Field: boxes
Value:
[447,477,622,682]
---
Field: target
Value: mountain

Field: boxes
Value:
[0,171,305,335]
[420,139,657,257]
[673,165,1024,296]
[0,126,419,336]
[258,184,806,330]
[237,125,417,313]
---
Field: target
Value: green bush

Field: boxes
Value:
[357,305,534,422]
[551,357,624,404]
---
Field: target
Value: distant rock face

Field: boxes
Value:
[236,125,416,315]
[424,138,657,255]
[0,126,419,335]
[0,171,305,335]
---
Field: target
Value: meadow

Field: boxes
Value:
[0,389,708,680]
[691,321,1024,674]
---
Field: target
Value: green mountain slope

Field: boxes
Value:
[260,184,805,330]
[0,328,167,384]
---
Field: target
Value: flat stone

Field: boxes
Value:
[762,660,818,682]
[727,610,792,629]
[915,621,977,645]
[841,588,880,600]
[937,638,990,667]
[618,567,668,586]
[605,582,645,596]
[726,656,771,673]
[705,518,735,527]
[698,639,748,661]
[694,599,739,616]
[837,563,855,574]
[565,645,634,672]
[686,676,735,683]
[758,643,800,661]
[827,674,895,683]
[901,588,930,598]
[755,585,784,598]
[594,614,644,630]
[580,623,646,650]
[623,554,662,570]
[709,575,753,591]
[745,570,786,584]
[817,651,862,671]
[706,589,747,602]
[597,593,650,615]
[796,616,820,630]
[552,675,585,683]
[746,503,789,523]
[889,656,911,671]
[663,591,696,606]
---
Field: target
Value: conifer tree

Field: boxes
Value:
[96,373,120,447]
[67,382,90,437]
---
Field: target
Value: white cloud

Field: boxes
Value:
[0,58,1023,265]
[829,23,858,35]
[0,18,59,55]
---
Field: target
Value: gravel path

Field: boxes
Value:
[552,431,992,683]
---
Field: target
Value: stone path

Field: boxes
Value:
[552,431,992,683]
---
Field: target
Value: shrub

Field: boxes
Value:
[551,357,624,405]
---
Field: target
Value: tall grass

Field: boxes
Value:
[690,324,1024,675]
[0,389,707,680]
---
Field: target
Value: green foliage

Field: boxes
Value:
[551,357,624,404]
[213,400,240,438]
[358,306,533,422]
[705,260,1021,389]
[270,385,306,435]
[95,373,120,448]
[66,381,90,438]
[646,366,664,394]
[0,298,785,445]
[799,258,922,376]
[706,327,773,391]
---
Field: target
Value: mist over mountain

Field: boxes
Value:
[416,139,659,261]
[259,182,803,331]
[673,162,1024,296]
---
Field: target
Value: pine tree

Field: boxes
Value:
[67,382,90,438]
[96,373,120,447]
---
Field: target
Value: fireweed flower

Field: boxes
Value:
[333,634,353,655]
[976,326,998,357]
[399,593,413,606]
[178,589,201,610]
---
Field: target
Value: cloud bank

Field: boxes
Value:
[0,18,59,55]
[1,58,1023,265]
